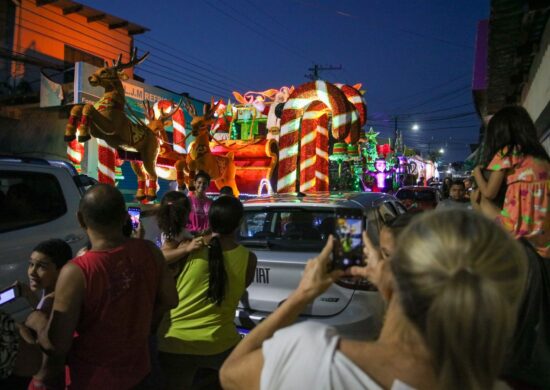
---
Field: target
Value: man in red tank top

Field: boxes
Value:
[27,184,178,389]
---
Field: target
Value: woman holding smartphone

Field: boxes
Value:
[220,210,526,390]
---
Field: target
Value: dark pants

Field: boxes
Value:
[158,348,232,390]
[502,241,550,389]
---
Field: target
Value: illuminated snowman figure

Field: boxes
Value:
[374,158,389,191]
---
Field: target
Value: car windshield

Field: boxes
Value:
[238,208,335,251]
[396,189,435,202]
[415,191,436,202]
[396,189,414,200]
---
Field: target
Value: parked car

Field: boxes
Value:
[235,192,407,341]
[0,156,95,319]
[395,186,442,211]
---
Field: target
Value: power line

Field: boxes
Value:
[7,7,254,93]
[3,18,243,98]
[392,85,471,114]
[136,36,253,90]
[305,64,342,80]
[19,4,130,48]
[138,68,226,97]
[378,72,470,107]
[243,0,289,30]
[204,0,314,64]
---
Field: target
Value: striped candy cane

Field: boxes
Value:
[335,83,367,129]
[278,81,358,193]
[299,101,329,192]
[97,139,116,185]
[66,139,84,165]
[154,100,187,154]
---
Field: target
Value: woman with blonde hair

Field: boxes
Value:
[220,210,527,390]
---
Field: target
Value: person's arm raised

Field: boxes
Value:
[161,237,203,264]
[220,237,343,390]
[473,166,505,200]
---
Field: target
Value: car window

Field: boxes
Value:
[396,189,414,200]
[239,208,335,251]
[416,190,436,202]
[393,201,408,214]
[0,171,67,233]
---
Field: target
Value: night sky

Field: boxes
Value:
[84,0,490,163]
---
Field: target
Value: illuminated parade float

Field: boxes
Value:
[54,50,434,200]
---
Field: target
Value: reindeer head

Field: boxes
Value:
[183,97,221,137]
[143,99,183,136]
[89,48,149,89]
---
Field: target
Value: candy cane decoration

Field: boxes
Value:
[335,83,367,128]
[299,100,329,192]
[153,100,187,154]
[278,81,359,193]
[66,139,84,171]
[97,139,116,185]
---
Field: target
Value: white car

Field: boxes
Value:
[0,156,94,319]
[236,192,407,340]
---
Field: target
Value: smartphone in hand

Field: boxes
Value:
[331,210,365,270]
[128,207,141,230]
[0,284,21,306]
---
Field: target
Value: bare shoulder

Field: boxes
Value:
[57,263,85,287]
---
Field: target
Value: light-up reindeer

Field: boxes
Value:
[183,98,239,196]
[130,99,187,200]
[64,49,162,199]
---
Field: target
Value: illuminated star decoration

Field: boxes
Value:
[365,127,379,142]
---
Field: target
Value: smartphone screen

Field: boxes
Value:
[0,285,20,306]
[332,210,365,270]
[128,207,141,230]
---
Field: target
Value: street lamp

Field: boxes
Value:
[439,148,445,154]
[412,123,419,131]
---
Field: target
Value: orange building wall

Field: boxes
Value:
[11,0,133,79]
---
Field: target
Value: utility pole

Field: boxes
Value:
[305,64,342,80]
[394,116,398,149]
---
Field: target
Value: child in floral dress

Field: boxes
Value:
[473,106,550,259]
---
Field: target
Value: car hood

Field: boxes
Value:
[240,248,354,316]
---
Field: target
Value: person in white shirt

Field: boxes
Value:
[220,210,526,390]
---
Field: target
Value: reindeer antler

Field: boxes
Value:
[159,99,184,121]
[142,100,153,121]
[183,97,197,117]
[203,97,222,120]
[113,48,149,70]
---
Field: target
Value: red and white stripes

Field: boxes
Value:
[299,101,329,192]
[154,100,187,154]
[277,81,361,193]
[97,139,116,185]
[66,139,84,168]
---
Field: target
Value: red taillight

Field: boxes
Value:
[336,277,377,291]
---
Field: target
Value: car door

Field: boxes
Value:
[0,165,86,319]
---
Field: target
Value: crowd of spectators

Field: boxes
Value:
[0,105,549,389]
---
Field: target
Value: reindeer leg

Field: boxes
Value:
[141,138,160,201]
[65,105,83,142]
[224,153,240,196]
[78,104,96,142]
[130,161,147,201]
[175,159,187,192]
